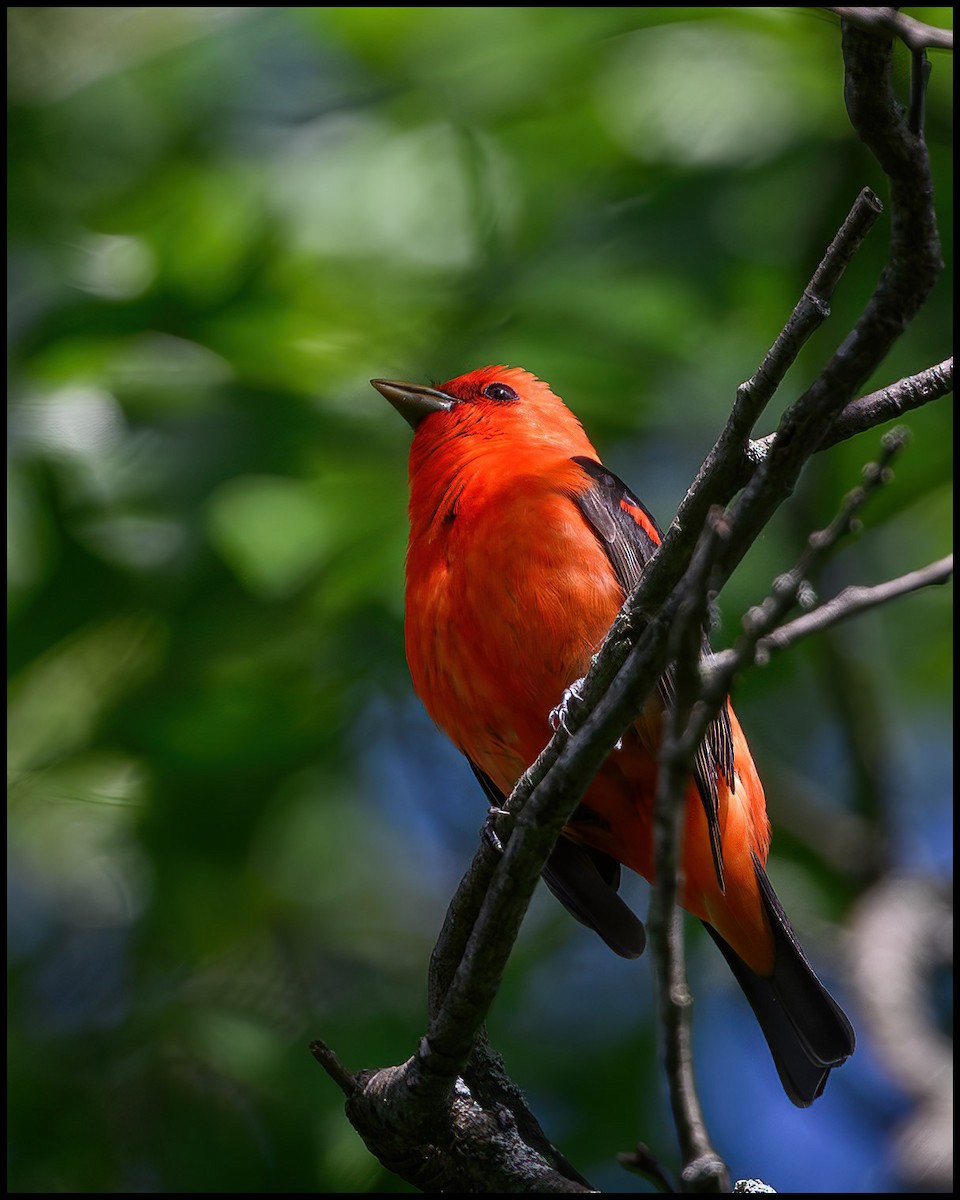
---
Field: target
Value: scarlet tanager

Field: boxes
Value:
[372,365,855,1106]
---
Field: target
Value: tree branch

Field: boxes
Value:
[636,186,884,618]
[823,7,954,53]
[738,554,953,664]
[699,429,911,711]
[649,520,730,1193]
[747,356,954,468]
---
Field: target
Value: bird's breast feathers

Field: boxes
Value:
[405,456,623,770]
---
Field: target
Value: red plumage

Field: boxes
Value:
[373,365,854,1105]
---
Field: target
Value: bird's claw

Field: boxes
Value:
[550,677,587,733]
[481,806,510,853]
[549,674,624,750]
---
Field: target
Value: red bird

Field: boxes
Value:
[372,365,854,1106]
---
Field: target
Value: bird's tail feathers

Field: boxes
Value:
[703,854,855,1107]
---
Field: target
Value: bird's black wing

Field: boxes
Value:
[570,455,734,889]
[468,759,646,959]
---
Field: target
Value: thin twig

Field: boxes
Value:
[700,430,910,711]
[737,187,883,416]
[618,1144,678,1193]
[649,188,883,616]
[647,517,730,1193]
[908,48,933,137]
[823,7,954,53]
[747,357,954,469]
[310,1040,359,1097]
[745,555,953,661]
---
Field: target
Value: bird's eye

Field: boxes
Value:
[482,382,518,403]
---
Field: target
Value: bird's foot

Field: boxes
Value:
[549,676,587,733]
[549,674,622,749]
[481,806,510,853]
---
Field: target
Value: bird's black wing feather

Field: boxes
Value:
[468,759,646,959]
[570,455,733,889]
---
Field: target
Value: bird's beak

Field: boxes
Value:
[371,378,455,429]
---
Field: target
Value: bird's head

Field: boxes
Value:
[371,366,594,462]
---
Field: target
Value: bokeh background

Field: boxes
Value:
[7,7,953,1193]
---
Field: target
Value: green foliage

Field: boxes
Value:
[7,7,952,1193]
